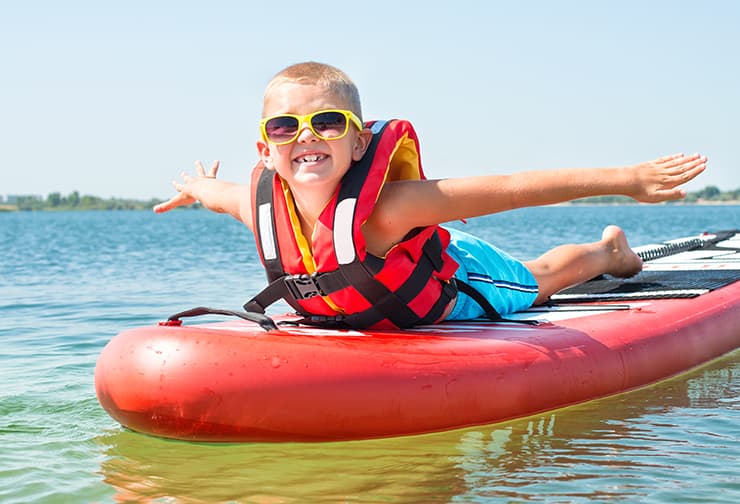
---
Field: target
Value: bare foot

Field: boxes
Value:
[602,225,643,278]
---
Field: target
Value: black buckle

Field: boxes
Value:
[284,274,324,300]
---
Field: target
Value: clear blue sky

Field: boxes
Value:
[2,0,738,200]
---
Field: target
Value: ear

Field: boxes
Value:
[256,140,274,169]
[351,128,373,161]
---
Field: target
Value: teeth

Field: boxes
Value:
[297,154,323,163]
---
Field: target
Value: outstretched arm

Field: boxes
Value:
[439,152,706,214]
[153,160,253,230]
[365,153,706,251]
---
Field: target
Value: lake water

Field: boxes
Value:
[1,205,738,503]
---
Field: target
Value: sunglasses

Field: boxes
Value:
[260,109,363,145]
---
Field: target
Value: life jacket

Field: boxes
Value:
[244,119,460,329]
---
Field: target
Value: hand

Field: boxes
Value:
[627,153,707,203]
[153,160,220,213]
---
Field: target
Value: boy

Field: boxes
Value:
[154,62,706,328]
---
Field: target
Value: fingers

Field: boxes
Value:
[661,152,706,169]
[194,160,220,178]
[680,161,707,185]
[653,187,687,201]
[655,153,685,164]
[209,160,220,177]
[665,154,707,181]
[153,192,193,213]
[635,152,708,203]
[652,153,707,188]
[154,160,219,214]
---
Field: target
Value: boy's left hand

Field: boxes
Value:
[628,153,707,203]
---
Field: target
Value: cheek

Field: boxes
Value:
[269,145,292,162]
[263,147,293,175]
[335,146,355,166]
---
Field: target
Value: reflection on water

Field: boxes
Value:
[450,359,740,502]
[96,352,739,503]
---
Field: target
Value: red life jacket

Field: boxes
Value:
[245,119,459,329]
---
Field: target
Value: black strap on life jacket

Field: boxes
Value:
[253,161,290,285]
[455,279,539,325]
[243,228,454,320]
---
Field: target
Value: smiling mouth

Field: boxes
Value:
[294,154,327,163]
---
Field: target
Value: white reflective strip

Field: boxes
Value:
[258,203,277,260]
[334,198,357,264]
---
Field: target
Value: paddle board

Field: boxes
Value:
[95,231,740,442]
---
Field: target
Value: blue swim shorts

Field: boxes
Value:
[444,226,539,320]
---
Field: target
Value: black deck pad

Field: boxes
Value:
[552,269,740,303]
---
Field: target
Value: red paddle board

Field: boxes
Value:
[95,232,740,442]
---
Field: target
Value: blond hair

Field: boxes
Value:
[263,62,363,120]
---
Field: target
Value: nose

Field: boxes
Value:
[296,119,318,143]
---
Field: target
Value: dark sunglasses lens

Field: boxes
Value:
[265,116,299,142]
[311,112,347,137]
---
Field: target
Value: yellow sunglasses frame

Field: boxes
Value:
[260,109,363,145]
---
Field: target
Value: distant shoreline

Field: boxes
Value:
[0,203,200,212]
[2,201,739,213]
[558,200,740,207]
[2,186,738,212]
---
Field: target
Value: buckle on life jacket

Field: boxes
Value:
[284,273,325,300]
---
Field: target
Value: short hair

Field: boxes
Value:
[263,62,363,120]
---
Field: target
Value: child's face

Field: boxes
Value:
[257,82,371,197]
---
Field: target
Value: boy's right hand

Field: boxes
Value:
[153,160,220,214]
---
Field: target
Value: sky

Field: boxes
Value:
[2,0,738,201]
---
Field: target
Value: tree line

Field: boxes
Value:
[0,191,198,211]
[1,186,738,212]
[571,185,740,205]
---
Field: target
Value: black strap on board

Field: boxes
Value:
[164,306,278,331]
[636,230,738,262]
